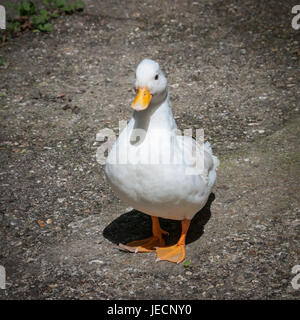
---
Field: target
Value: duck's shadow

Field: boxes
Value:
[103,193,215,246]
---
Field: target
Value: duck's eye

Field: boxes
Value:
[155,74,159,80]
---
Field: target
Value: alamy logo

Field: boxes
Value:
[95,121,205,176]
[292,5,300,30]
[0,5,5,29]
[0,265,5,289]
[291,265,300,290]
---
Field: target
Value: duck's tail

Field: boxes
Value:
[204,141,219,188]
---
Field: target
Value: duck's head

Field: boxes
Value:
[132,59,167,111]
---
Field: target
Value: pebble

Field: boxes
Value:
[88,260,104,265]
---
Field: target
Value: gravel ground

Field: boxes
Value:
[0,0,299,299]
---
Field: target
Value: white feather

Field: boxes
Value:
[105,59,219,220]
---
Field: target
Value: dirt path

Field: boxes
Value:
[0,0,299,299]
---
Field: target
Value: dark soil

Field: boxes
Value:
[0,0,299,299]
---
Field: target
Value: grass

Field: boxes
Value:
[1,0,84,43]
[183,260,191,268]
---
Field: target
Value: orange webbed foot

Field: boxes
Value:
[155,243,186,264]
[155,219,191,264]
[119,236,166,253]
[119,216,168,253]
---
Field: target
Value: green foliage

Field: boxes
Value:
[55,0,66,9]
[32,8,51,30]
[75,0,84,11]
[54,0,84,14]
[18,0,37,16]
[1,0,84,42]
[7,21,21,33]
[0,57,4,66]
[6,3,18,10]
[40,9,50,18]
[183,260,191,268]
[37,23,53,32]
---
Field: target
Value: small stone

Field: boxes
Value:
[88,260,104,265]
[62,104,71,110]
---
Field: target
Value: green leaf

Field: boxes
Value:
[22,2,31,13]
[64,4,75,13]
[18,0,38,16]
[18,1,30,16]
[6,3,19,10]
[69,3,75,11]
[40,9,49,18]
[0,58,3,66]
[29,0,38,15]
[7,21,21,33]
[32,15,46,27]
[75,0,84,11]
[39,23,53,32]
[183,260,191,268]
[55,0,66,8]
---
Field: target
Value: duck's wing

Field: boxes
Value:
[176,135,219,185]
[203,141,219,187]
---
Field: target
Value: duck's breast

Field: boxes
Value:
[105,128,213,220]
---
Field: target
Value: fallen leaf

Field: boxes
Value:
[37,220,46,228]
[293,49,300,56]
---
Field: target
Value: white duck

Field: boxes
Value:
[105,59,219,263]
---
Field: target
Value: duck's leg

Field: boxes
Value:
[119,216,168,253]
[156,219,191,264]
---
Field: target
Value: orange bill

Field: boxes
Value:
[132,86,152,111]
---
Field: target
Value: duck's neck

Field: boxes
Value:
[132,91,177,132]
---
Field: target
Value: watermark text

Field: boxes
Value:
[95,121,206,176]
[291,265,300,290]
[292,5,300,30]
[0,265,5,289]
[0,5,5,30]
